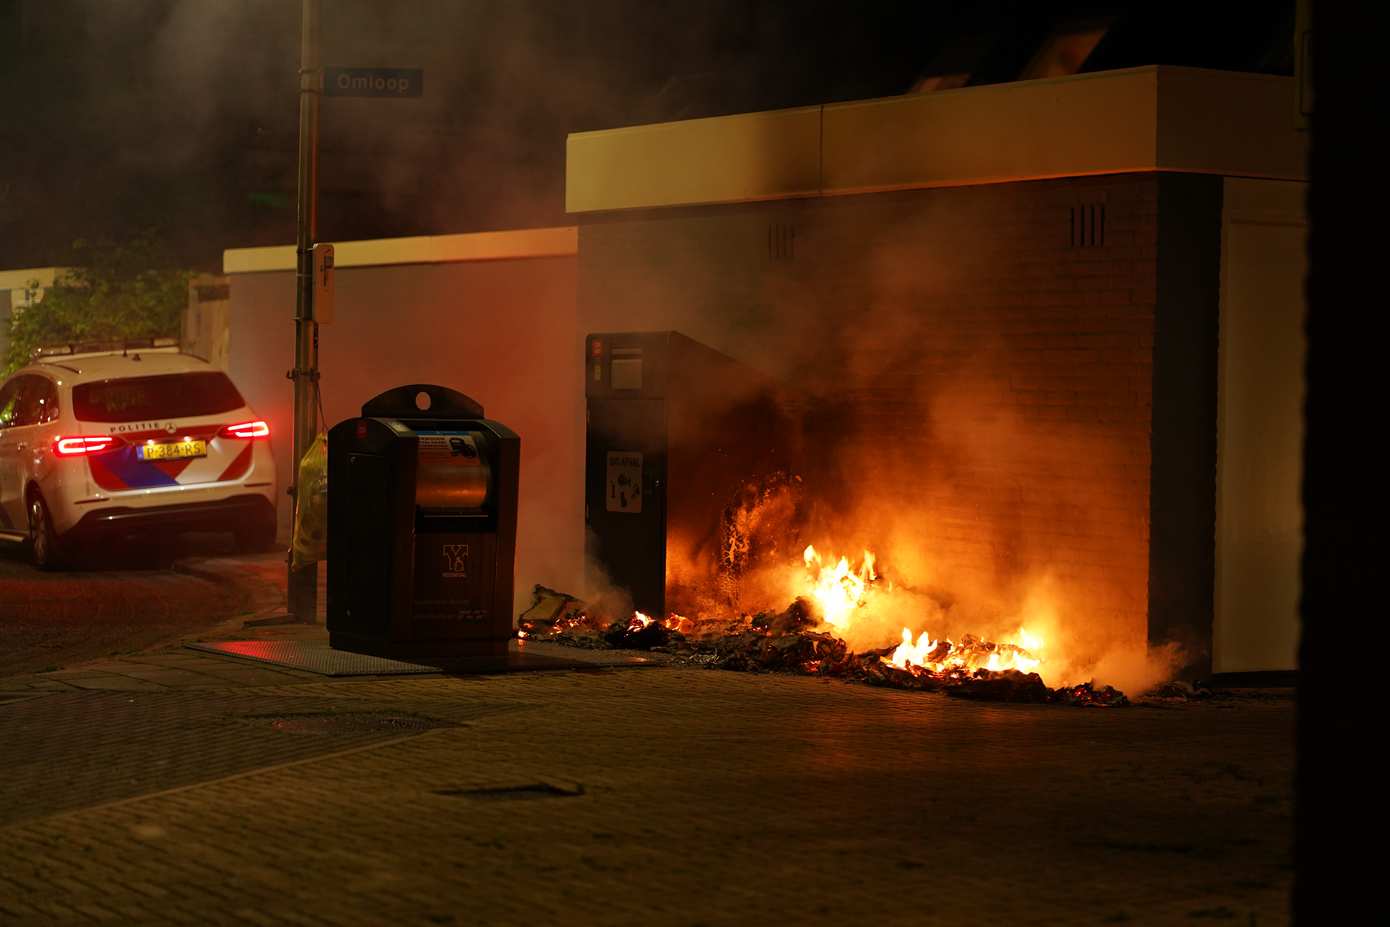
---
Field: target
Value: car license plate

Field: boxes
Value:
[138,440,208,461]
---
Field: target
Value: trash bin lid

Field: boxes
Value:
[361,384,484,420]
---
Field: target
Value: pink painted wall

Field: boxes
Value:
[227,256,583,611]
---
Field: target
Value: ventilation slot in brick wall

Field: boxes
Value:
[1069,204,1106,249]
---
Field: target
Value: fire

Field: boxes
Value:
[889,626,1043,675]
[801,544,1046,678]
[628,610,693,635]
[539,542,1060,686]
[520,538,1148,703]
[802,545,876,629]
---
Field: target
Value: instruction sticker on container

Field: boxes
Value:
[606,451,642,513]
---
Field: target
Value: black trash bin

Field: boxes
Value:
[326,384,520,658]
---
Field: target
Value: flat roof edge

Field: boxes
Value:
[223,226,578,275]
[569,167,1307,219]
[566,66,1305,214]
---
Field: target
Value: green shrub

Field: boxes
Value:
[5,233,191,375]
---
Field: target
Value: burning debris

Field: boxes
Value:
[518,546,1131,707]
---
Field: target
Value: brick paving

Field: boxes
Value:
[0,647,1294,926]
[0,547,288,677]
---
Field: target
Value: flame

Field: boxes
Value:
[802,545,876,629]
[889,626,1043,675]
[802,544,1046,677]
[534,541,1062,686]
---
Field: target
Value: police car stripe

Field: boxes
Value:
[216,443,254,482]
[96,448,181,489]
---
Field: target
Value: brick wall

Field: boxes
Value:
[579,174,1167,658]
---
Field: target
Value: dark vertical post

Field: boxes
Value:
[1147,173,1222,677]
[1297,4,1374,921]
[289,0,321,623]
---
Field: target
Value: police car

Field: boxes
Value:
[0,340,278,568]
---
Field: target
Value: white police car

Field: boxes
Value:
[0,340,277,568]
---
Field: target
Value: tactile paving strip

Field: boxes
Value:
[186,639,655,677]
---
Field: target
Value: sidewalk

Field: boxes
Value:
[0,545,291,679]
[0,602,1295,926]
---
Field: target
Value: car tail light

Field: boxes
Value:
[219,420,270,439]
[53,435,122,457]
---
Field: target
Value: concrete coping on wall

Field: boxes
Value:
[565,65,1308,214]
[0,267,70,291]
[222,226,578,275]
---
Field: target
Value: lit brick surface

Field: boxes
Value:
[0,666,1292,925]
[580,176,1165,651]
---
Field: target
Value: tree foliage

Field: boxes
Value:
[5,233,190,374]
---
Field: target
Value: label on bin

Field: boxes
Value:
[606,451,642,514]
[414,534,496,622]
[441,543,470,578]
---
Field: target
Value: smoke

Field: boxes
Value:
[8,0,773,264]
[1089,641,1186,696]
[579,178,1179,691]
[790,222,1165,688]
[580,528,633,619]
[784,188,1171,690]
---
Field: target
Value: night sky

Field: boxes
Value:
[0,0,1293,271]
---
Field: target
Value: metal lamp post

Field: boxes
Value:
[288,0,322,623]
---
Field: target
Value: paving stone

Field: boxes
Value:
[116,668,228,686]
[164,667,316,687]
[21,679,79,691]
[59,675,169,692]
[0,669,1295,924]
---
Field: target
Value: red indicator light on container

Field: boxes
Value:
[590,340,603,357]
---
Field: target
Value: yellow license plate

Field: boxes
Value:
[139,440,208,461]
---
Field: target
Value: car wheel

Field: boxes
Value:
[27,493,65,571]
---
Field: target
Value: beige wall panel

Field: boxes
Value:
[566,107,823,213]
[1158,71,1307,181]
[822,68,1159,192]
[1214,178,1307,673]
[227,258,583,613]
[1223,173,1307,219]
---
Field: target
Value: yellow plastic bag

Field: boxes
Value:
[291,432,328,570]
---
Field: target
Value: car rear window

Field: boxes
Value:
[73,372,246,423]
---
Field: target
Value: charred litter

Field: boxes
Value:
[517,587,1130,707]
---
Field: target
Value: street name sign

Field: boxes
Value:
[312,243,335,326]
[324,67,423,98]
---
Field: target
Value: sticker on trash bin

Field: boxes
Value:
[606,451,642,513]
